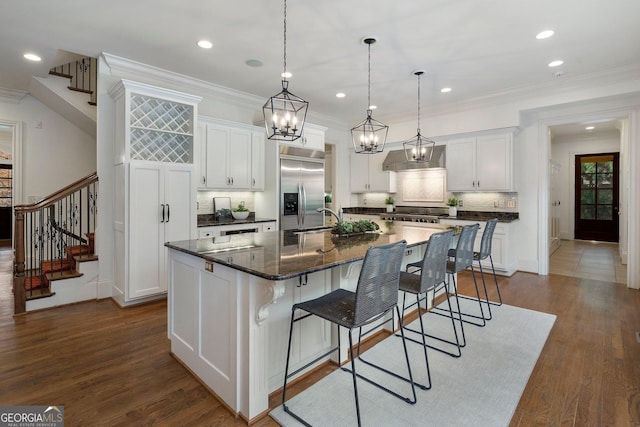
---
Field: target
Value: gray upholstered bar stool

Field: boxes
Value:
[397,229,459,381]
[282,240,416,427]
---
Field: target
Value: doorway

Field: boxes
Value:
[574,153,619,242]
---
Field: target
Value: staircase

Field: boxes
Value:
[48,56,98,106]
[13,173,98,314]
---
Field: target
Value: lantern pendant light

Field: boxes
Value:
[403,70,435,162]
[351,37,388,154]
[263,0,308,142]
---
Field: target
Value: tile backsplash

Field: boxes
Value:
[197,191,255,214]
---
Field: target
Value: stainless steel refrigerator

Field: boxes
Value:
[280,146,325,231]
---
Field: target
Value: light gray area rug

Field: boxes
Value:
[270,300,556,427]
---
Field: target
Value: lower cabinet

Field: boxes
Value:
[440,218,518,276]
[266,270,332,392]
[197,221,277,238]
[124,162,195,302]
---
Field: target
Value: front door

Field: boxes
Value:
[574,153,619,242]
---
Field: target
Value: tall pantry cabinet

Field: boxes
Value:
[109,79,202,305]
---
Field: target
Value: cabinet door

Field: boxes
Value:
[129,163,165,299]
[446,138,476,191]
[205,124,230,188]
[302,127,325,151]
[228,128,251,189]
[475,134,512,191]
[368,152,396,193]
[349,151,370,192]
[196,122,207,189]
[251,131,265,191]
[164,165,195,244]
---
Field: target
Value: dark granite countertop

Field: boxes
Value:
[197,213,277,227]
[342,207,385,215]
[444,211,519,222]
[166,222,452,281]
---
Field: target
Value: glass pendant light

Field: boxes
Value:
[403,70,435,162]
[351,37,388,154]
[263,0,308,142]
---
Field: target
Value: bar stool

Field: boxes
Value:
[446,219,501,322]
[428,224,488,335]
[474,219,502,307]
[282,240,415,427]
[397,229,459,375]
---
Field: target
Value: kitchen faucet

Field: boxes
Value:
[316,207,343,223]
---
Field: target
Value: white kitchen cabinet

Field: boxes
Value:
[198,221,277,238]
[251,130,265,190]
[266,270,332,391]
[130,163,195,299]
[440,218,518,276]
[109,79,200,305]
[349,151,397,193]
[278,123,326,151]
[446,132,514,192]
[198,117,265,191]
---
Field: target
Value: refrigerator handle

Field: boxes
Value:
[301,184,307,226]
[297,183,302,228]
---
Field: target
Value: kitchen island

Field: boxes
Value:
[165,223,451,422]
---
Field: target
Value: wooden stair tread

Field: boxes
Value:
[67,86,93,95]
[46,270,83,281]
[42,259,74,273]
[75,254,98,262]
[48,70,72,79]
[26,290,56,301]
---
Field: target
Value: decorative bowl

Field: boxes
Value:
[232,211,249,220]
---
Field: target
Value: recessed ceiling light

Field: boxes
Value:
[441,87,452,93]
[245,59,263,67]
[23,53,41,62]
[281,71,292,79]
[197,40,213,49]
[548,60,564,67]
[336,92,346,98]
[536,30,554,40]
[585,126,595,130]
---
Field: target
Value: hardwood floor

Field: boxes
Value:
[1,246,639,426]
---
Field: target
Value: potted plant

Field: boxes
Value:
[447,197,460,217]
[232,201,250,220]
[385,196,395,213]
[324,194,332,210]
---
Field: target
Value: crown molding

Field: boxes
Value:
[0,87,28,104]
[382,64,640,123]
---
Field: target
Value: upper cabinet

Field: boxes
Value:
[350,151,397,193]
[277,123,326,151]
[197,117,265,191]
[446,131,514,192]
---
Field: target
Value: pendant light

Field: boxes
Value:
[351,37,388,154]
[403,70,435,162]
[263,0,308,142]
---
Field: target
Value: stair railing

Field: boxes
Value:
[13,172,98,314]
[49,57,97,105]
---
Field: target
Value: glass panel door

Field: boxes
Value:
[574,153,619,241]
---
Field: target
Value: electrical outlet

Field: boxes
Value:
[458,200,463,207]
[507,200,516,208]
[494,200,499,208]
[499,200,505,208]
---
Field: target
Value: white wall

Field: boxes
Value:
[551,130,620,240]
[0,95,96,202]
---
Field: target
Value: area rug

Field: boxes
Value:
[270,300,556,426]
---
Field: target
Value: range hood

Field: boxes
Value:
[382,145,446,171]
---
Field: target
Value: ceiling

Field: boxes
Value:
[2,0,640,125]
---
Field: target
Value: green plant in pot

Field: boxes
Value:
[232,201,250,220]
[385,196,395,213]
[447,197,460,217]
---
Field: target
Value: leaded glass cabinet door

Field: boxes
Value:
[574,152,619,242]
